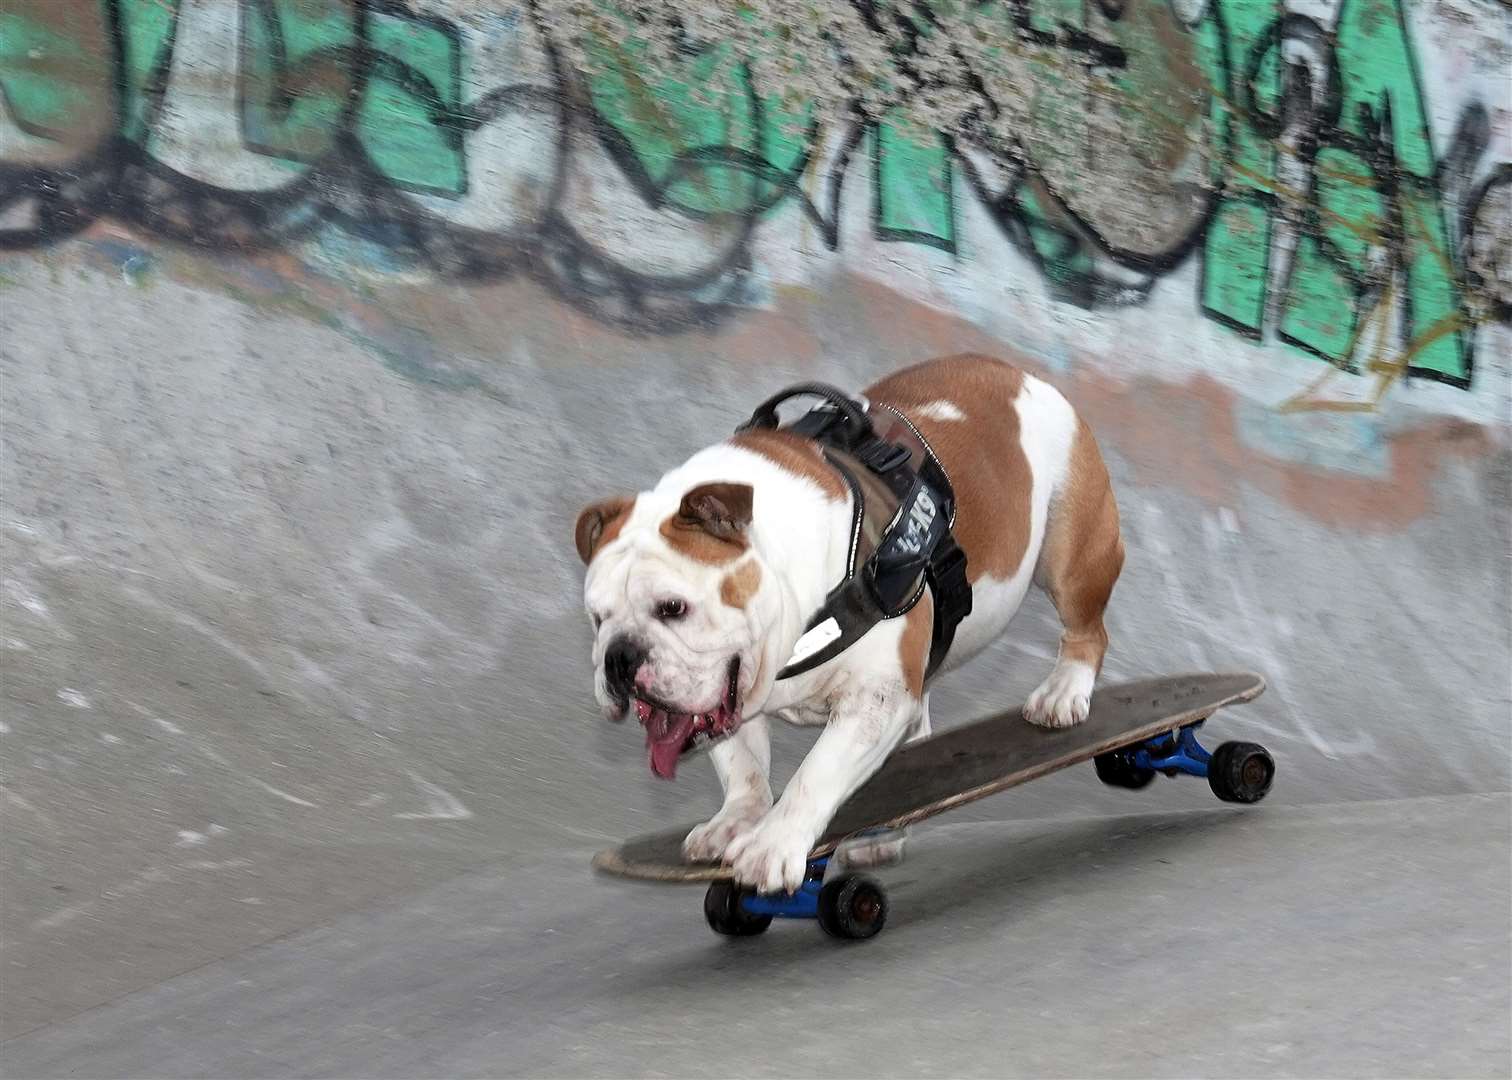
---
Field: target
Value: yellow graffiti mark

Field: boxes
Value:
[1279,273,1479,414]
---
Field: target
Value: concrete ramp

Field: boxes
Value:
[2,0,1509,1068]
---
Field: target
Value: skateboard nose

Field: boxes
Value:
[604,636,648,702]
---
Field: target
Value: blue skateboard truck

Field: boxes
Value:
[703,719,1275,941]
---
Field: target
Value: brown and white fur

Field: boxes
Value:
[574,354,1124,894]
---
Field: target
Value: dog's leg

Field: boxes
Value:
[725,683,919,894]
[910,691,933,743]
[682,715,772,861]
[830,692,932,872]
[1026,418,1124,729]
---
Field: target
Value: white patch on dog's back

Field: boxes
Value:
[1016,374,1078,512]
[925,373,1080,675]
[912,400,966,422]
[1016,374,1080,578]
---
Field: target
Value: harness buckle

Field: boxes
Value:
[857,439,910,473]
[933,540,967,574]
[927,542,972,622]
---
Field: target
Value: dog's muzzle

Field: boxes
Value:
[634,658,742,780]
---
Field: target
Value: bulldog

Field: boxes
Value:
[574,353,1124,894]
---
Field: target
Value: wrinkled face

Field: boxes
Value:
[575,482,773,779]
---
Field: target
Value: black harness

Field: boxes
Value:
[735,383,973,683]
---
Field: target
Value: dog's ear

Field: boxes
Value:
[575,496,634,564]
[674,483,754,544]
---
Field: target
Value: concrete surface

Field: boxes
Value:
[4,0,1511,1070]
[2,248,1511,1075]
[3,795,1508,1078]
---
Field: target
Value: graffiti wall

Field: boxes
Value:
[1,0,1507,408]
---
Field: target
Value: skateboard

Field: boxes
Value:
[592,671,1272,941]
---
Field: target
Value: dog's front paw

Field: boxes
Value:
[724,814,812,895]
[1025,661,1095,729]
[682,800,768,862]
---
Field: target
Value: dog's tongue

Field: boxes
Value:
[645,711,696,779]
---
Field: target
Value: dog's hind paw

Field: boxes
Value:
[833,828,909,870]
[1024,661,1095,728]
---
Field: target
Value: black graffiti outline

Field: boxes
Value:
[1253,0,1477,387]
[0,0,766,333]
[1460,163,1511,325]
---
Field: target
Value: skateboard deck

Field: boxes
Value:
[593,671,1266,883]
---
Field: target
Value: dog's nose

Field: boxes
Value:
[604,636,647,702]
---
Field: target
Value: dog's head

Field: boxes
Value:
[575,480,775,779]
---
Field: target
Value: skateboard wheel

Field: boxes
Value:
[1093,751,1156,790]
[703,880,772,936]
[817,875,888,941]
[1208,741,1275,803]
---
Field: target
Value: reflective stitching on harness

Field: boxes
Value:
[827,452,926,621]
[877,403,957,529]
[827,452,865,579]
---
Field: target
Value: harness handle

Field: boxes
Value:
[736,382,873,445]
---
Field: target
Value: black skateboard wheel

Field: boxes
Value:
[703,880,772,936]
[1208,741,1275,803]
[1093,751,1156,790]
[817,875,888,940]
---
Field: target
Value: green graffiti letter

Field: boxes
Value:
[240,1,465,196]
[0,2,111,142]
[585,23,808,220]
[1280,0,1468,383]
[240,0,354,166]
[873,119,955,252]
[1200,0,1282,337]
[118,0,181,143]
[358,9,465,195]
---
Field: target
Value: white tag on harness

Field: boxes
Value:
[785,617,841,667]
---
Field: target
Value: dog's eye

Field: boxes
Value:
[654,599,688,621]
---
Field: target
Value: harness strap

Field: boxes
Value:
[774,448,929,680]
[923,532,971,680]
[737,383,972,683]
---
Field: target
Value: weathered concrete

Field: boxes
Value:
[2,0,1510,1071]
[2,256,1509,1069]
[3,797,1508,1078]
